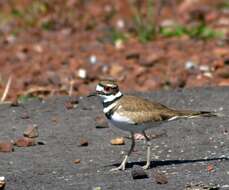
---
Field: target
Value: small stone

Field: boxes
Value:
[15,137,36,147]
[185,61,198,70]
[0,142,14,152]
[20,112,30,119]
[115,39,124,49]
[33,44,43,53]
[207,164,214,172]
[23,125,39,138]
[95,115,109,128]
[110,137,125,145]
[73,159,80,164]
[77,68,87,79]
[199,65,210,72]
[203,72,213,78]
[0,176,5,189]
[131,166,148,179]
[116,19,125,29]
[185,182,219,190]
[79,138,88,146]
[154,172,168,184]
[64,101,74,109]
[89,55,97,64]
[221,185,229,188]
[5,34,16,43]
[65,98,78,109]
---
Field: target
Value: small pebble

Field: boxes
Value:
[132,166,148,180]
[95,115,109,128]
[185,61,197,70]
[0,142,14,152]
[0,176,5,189]
[116,19,125,29]
[207,164,214,172]
[79,139,88,146]
[77,68,87,79]
[20,112,30,119]
[15,137,36,147]
[199,65,210,72]
[154,172,168,184]
[23,125,39,138]
[89,55,97,64]
[110,137,125,145]
[73,159,80,164]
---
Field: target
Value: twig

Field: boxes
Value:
[69,80,74,96]
[1,76,12,102]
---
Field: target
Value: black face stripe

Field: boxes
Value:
[105,106,117,119]
[97,84,119,96]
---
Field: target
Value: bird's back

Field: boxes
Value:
[113,95,180,124]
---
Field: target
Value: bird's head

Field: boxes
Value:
[88,80,122,102]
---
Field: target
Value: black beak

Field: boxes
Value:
[87,92,97,97]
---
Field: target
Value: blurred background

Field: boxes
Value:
[0,0,228,102]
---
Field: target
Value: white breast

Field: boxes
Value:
[109,112,151,133]
[111,112,134,124]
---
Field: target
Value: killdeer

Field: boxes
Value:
[88,80,219,171]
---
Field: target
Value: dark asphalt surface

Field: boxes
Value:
[0,87,229,190]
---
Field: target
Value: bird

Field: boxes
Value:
[88,79,219,171]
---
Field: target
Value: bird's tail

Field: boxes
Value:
[177,110,224,118]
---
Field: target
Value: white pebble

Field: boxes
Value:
[116,19,125,29]
[185,61,197,70]
[199,65,210,72]
[222,184,229,188]
[77,68,87,79]
[89,55,97,64]
[203,72,213,78]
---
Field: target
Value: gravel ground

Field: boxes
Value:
[0,87,229,190]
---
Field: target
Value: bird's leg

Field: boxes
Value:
[142,131,151,170]
[110,132,135,171]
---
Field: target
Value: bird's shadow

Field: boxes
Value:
[107,157,229,169]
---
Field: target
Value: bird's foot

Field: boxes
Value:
[110,164,126,171]
[110,155,128,172]
[142,162,150,170]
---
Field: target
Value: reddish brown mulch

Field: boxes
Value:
[0,0,228,101]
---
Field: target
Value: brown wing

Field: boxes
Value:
[115,95,180,124]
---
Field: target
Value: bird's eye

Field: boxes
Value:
[104,86,111,91]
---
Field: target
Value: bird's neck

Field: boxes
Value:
[102,91,123,108]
